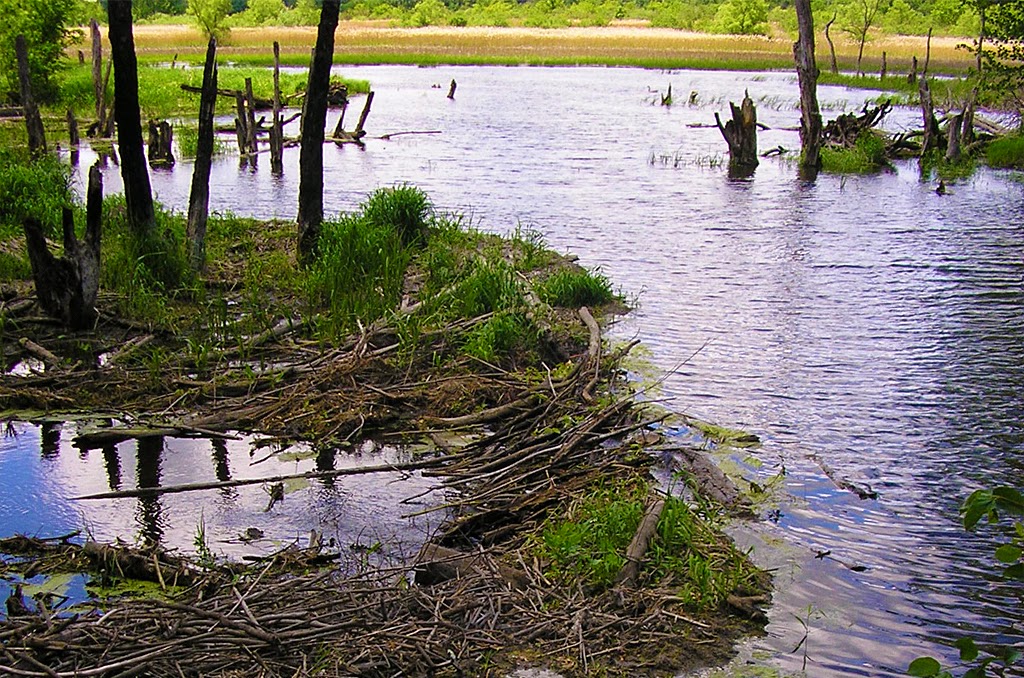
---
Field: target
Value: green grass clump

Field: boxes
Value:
[821,130,889,174]
[536,267,614,308]
[536,479,756,608]
[361,184,432,247]
[986,134,1024,169]
[462,310,536,362]
[304,211,411,339]
[449,258,523,317]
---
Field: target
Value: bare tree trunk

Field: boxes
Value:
[857,36,866,76]
[825,12,839,75]
[925,26,933,77]
[297,0,340,266]
[23,164,103,330]
[976,10,984,75]
[908,55,918,85]
[354,90,374,137]
[447,79,457,99]
[962,87,977,147]
[147,120,175,167]
[15,35,47,156]
[108,0,156,234]
[187,38,218,273]
[945,111,964,162]
[67,109,80,147]
[244,76,258,158]
[270,41,284,175]
[880,51,887,79]
[794,0,822,179]
[715,92,759,176]
[91,19,103,121]
[234,91,248,156]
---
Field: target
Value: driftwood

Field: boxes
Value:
[15,35,46,156]
[332,91,374,147]
[22,165,103,330]
[822,101,892,147]
[180,83,274,110]
[614,494,665,587]
[715,92,759,174]
[414,544,527,588]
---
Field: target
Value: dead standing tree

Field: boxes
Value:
[296,0,340,266]
[794,0,823,179]
[715,91,759,176]
[15,35,46,156]
[108,0,156,234]
[187,38,218,272]
[270,41,284,174]
[23,165,103,330]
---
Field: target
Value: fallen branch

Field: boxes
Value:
[615,493,665,587]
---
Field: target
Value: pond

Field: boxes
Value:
[7,64,1024,676]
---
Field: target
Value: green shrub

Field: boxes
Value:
[986,134,1024,169]
[536,267,614,308]
[361,184,433,247]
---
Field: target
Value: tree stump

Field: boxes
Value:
[147,120,175,167]
[23,164,103,331]
[918,76,941,155]
[447,78,457,100]
[946,111,964,162]
[270,41,284,175]
[715,91,759,175]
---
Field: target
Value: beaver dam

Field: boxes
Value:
[0,184,770,676]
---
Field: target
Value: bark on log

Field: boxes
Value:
[270,41,284,175]
[614,495,665,587]
[23,165,103,331]
[187,37,218,273]
[793,0,822,180]
[715,92,759,175]
[945,111,964,161]
[108,1,156,234]
[296,0,340,266]
[15,35,46,156]
[147,120,175,167]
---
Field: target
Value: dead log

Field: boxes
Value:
[793,0,822,179]
[823,101,892,147]
[15,35,46,156]
[19,337,61,366]
[187,37,218,273]
[108,0,156,233]
[23,164,103,331]
[270,41,284,175]
[414,544,527,589]
[714,91,759,174]
[332,92,374,147]
[614,494,665,587]
[147,119,175,167]
[297,0,340,266]
[179,83,274,109]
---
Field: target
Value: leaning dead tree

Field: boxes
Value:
[187,38,218,273]
[23,165,103,330]
[822,100,892,146]
[332,91,374,147]
[297,0,340,266]
[715,91,759,174]
[793,0,823,179]
[15,35,46,156]
[108,0,156,234]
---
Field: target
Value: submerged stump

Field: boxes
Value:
[715,92,759,176]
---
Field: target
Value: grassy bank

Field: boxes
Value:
[76,22,974,74]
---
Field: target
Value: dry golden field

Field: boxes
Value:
[81,21,973,72]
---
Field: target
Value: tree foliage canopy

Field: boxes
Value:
[0,0,82,104]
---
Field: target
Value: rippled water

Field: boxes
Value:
[6,64,1024,675]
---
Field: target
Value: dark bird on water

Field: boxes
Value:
[936,180,947,195]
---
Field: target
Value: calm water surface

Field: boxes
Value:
[5,65,1024,676]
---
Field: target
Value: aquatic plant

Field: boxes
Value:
[985,134,1024,169]
[536,267,615,308]
[360,184,433,247]
[820,130,889,173]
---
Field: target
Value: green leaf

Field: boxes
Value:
[963,668,986,678]
[995,544,1022,564]
[1003,563,1024,580]
[956,637,980,662]
[1002,649,1021,664]
[963,490,995,530]
[909,656,942,677]
[992,487,1024,516]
